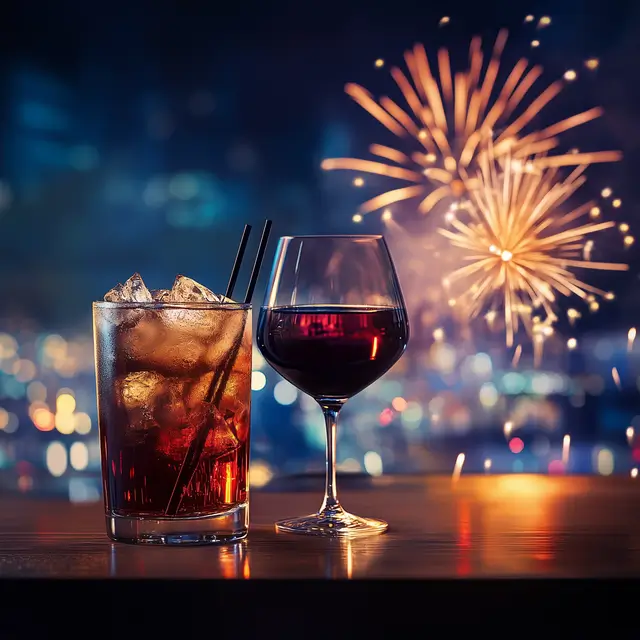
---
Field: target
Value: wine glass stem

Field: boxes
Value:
[319,401,345,516]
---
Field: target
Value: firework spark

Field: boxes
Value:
[438,151,628,349]
[562,434,571,465]
[452,453,465,484]
[322,30,621,219]
[628,327,636,352]
[612,367,622,390]
[512,344,522,366]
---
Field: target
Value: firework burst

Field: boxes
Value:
[439,150,628,358]
[322,30,621,219]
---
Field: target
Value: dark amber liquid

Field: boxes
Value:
[257,305,409,399]
[97,411,249,517]
[94,306,250,518]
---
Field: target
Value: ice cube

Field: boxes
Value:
[183,372,215,410]
[153,377,189,429]
[104,283,125,302]
[168,275,224,303]
[104,273,153,302]
[155,402,240,461]
[151,288,171,301]
[122,273,153,302]
[108,280,246,377]
[203,308,250,370]
[116,309,167,367]
[153,306,244,375]
[185,360,251,445]
[193,403,241,457]
[118,371,166,411]
[112,309,207,376]
[184,370,247,412]
[205,409,242,457]
[115,371,165,436]
[222,397,250,444]
[133,310,209,375]
[219,353,251,444]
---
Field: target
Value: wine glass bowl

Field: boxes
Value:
[257,235,409,536]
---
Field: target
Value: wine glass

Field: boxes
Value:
[257,235,409,536]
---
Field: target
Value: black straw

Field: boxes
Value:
[244,219,272,304]
[225,224,252,300]
[164,220,272,516]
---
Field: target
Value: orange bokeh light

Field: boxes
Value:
[32,408,55,432]
[391,397,408,412]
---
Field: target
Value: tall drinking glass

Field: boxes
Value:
[257,235,409,536]
[93,300,251,545]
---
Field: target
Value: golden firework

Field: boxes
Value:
[439,151,628,354]
[322,30,621,218]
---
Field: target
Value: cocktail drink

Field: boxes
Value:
[93,273,251,545]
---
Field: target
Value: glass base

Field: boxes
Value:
[106,502,248,545]
[275,509,388,538]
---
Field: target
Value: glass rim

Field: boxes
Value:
[279,234,384,240]
[92,301,252,310]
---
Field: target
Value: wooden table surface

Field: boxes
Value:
[2,474,640,579]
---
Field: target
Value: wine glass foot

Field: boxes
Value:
[275,510,388,537]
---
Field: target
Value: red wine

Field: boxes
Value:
[257,305,409,400]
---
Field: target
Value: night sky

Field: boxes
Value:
[0,0,638,330]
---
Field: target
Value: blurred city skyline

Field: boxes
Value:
[0,0,639,500]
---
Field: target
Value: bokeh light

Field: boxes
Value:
[249,460,273,488]
[69,442,89,471]
[27,381,47,402]
[33,408,55,432]
[56,392,76,414]
[273,380,298,406]
[508,437,524,454]
[251,371,267,391]
[46,442,67,477]
[73,413,92,435]
[595,448,614,476]
[364,451,383,476]
[392,397,408,412]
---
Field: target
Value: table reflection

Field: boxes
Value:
[455,475,579,575]
[108,540,251,578]
[320,536,386,579]
[260,529,387,579]
[1,475,639,578]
